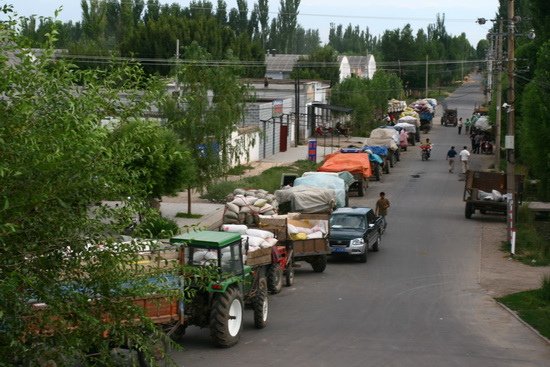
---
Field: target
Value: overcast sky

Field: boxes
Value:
[8,0,499,47]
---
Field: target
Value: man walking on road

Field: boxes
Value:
[457,118,463,134]
[459,146,471,174]
[375,192,390,231]
[446,146,458,173]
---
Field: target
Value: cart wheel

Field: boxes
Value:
[285,260,295,287]
[357,180,365,197]
[465,203,474,219]
[310,255,327,273]
[267,264,283,294]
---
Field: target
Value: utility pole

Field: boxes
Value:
[425,55,429,98]
[294,68,300,146]
[495,21,503,168]
[506,0,517,251]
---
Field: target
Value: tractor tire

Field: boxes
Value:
[285,260,295,286]
[253,277,269,329]
[372,232,381,252]
[209,286,243,348]
[267,264,283,294]
[465,203,474,219]
[310,255,327,273]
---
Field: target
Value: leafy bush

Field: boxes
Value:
[541,274,550,302]
[135,215,180,239]
[514,205,550,266]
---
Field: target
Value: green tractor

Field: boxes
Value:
[170,231,269,348]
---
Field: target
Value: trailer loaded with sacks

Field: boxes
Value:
[463,170,524,219]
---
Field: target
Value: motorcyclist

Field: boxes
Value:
[420,138,433,159]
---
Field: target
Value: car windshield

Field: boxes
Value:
[330,214,365,229]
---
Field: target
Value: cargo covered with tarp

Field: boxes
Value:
[293,174,347,208]
[275,186,336,214]
[370,128,399,144]
[363,138,399,151]
[319,152,372,179]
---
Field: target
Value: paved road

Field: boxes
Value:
[172,74,550,367]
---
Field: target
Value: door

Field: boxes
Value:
[279,124,288,152]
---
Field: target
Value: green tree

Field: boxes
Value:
[291,45,339,85]
[109,120,197,205]
[331,71,403,135]
[161,44,251,213]
[1,10,182,364]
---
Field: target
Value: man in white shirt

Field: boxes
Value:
[459,146,471,173]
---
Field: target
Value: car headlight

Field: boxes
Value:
[349,238,364,247]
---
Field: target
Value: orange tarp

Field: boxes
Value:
[318,152,372,178]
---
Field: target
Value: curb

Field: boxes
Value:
[495,300,550,345]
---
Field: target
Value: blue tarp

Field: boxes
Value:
[363,146,389,157]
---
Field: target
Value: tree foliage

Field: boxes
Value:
[0,9,190,364]
[331,71,404,135]
[109,119,197,200]
[161,44,251,195]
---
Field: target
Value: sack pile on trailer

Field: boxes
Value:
[223,188,278,225]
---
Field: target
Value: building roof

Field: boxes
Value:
[347,55,374,69]
[266,54,303,72]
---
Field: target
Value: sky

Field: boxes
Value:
[7,0,500,47]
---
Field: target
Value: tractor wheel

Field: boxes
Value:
[310,255,327,273]
[209,286,243,348]
[465,203,474,219]
[372,232,381,252]
[267,264,283,294]
[253,276,269,329]
[285,260,295,286]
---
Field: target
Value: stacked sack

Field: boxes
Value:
[223,188,278,226]
[287,222,327,240]
[221,224,278,253]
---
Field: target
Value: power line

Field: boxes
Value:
[59,53,485,68]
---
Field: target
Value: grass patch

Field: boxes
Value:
[175,212,203,219]
[225,164,254,176]
[509,205,550,266]
[202,160,319,203]
[497,276,550,340]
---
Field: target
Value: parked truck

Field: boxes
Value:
[463,170,523,219]
[441,108,458,127]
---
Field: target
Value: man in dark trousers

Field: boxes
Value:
[375,192,390,231]
[446,146,458,173]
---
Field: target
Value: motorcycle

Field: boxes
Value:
[335,123,350,138]
[420,145,431,161]
[315,125,334,137]
[481,140,493,154]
